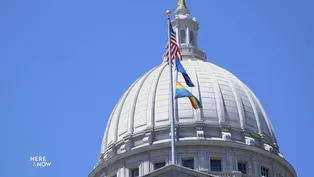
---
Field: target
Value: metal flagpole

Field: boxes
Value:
[174,56,179,132]
[166,10,176,165]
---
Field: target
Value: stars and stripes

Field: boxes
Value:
[164,22,182,62]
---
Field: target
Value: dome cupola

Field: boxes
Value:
[171,0,206,61]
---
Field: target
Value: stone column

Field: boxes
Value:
[186,26,190,44]
[226,149,235,172]
[252,156,259,177]
[142,160,150,175]
[198,147,208,172]
[119,164,127,177]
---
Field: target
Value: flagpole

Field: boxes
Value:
[166,10,176,165]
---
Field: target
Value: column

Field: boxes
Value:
[186,26,190,44]
[198,147,208,172]
[226,149,235,172]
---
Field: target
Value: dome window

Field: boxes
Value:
[180,29,186,44]
[154,162,166,170]
[237,162,247,174]
[210,159,222,172]
[130,168,139,177]
[261,166,269,177]
[182,158,194,169]
[189,31,194,45]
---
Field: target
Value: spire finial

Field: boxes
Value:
[176,0,190,16]
[177,0,187,8]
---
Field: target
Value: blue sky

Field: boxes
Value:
[1,0,313,177]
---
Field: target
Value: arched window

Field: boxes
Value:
[189,31,194,46]
[180,30,186,44]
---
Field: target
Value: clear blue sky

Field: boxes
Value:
[1,0,313,177]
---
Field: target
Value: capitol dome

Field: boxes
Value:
[102,59,278,154]
[90,1,296,177]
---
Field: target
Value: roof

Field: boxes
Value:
[100,58,278,159]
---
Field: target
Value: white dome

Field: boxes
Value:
[101,58,279,157]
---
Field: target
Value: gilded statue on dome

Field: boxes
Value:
[177,0,187,8]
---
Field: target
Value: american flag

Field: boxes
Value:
[164,22,182,62]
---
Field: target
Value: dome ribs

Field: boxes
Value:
[246,86,277,146]
[101,61,279,157]
[196,63,217,123]
[234,83,258,133]
[117,77,147,140]
[216,73,241,128]
[238,80,263,137]
[147,63,168,129]
[154,64,172,125]
[248,90,272,140]
[209,64,226,126]
[191,60,203,122]
[128,66,159,135]
[114,78,143,141]
[228,74,246,131]
[101,92,125,153]
[220,69,243,127]
[106,76,142,149]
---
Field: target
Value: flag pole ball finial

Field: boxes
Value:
[166,10,172,17]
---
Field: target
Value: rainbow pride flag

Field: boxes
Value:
[175,81,203,109]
